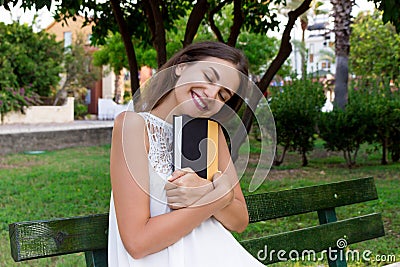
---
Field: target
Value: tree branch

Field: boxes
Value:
[110,0,140,94]
[231,0,313,162]
[142,1,156,41]
[182,0,209,47]
[258,0,312,93]
[208,0,232,43]
[148,0,167,67]
[227,0,244,47]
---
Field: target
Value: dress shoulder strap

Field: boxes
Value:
[137,112,173,175]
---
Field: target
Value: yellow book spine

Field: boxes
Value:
[207,121,219,181]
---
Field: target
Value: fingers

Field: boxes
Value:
[168,203,185,210]
[167,167,194,182]
[165,187,180,197]
[212,170,223,181]
[165,181,178,190]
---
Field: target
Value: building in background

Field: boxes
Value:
[46,16,115,115]
[289,1,335,78]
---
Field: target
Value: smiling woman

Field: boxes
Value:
[108,41,266,266]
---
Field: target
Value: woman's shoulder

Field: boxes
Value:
[113,111,147,131]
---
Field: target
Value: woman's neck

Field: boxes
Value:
[149,92,177,124]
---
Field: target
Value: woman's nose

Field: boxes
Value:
[204,85,220,99]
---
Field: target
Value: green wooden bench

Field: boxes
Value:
[9,177,385,266]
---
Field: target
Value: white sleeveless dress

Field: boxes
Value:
[108,112,264,267]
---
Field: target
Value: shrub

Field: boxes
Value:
[0,86,41,122]
[269,78,325,166]
[0,22,63,103]
[318,97,370,167]
[319,78,400,166]
[357,79,400,164]
[74,101,88,120]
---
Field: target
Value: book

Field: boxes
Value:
[173,114,219,181]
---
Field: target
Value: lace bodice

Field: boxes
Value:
[138,112,173,175]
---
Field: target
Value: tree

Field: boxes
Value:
[350,11,400,83]
[367,0,400,33]
[350,11,400,164]
[0,21,63,97]
[0,21,63,120]
[54,34,101,105]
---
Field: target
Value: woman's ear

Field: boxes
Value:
[175,63,187,76]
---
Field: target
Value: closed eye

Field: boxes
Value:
[218,88,233,102]
[203,71,213,82]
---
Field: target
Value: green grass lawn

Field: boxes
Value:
[0,142,398,266]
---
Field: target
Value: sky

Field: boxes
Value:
[0,0,376,33]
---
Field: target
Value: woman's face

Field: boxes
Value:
[171,57,241,118]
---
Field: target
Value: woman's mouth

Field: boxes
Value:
[191,91,208,110]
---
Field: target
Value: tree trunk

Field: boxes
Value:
[334,56,349,109]
[331,0,353,110]
[149,0,167,68]
[114,70,124,104]
[110,0,140,96]
[183,0,208,47]
[301,150,308,167]
[381,137,388,165]
[209,1,231,43]
[300,18,307,79]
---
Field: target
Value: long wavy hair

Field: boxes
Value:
[135,41,249,120]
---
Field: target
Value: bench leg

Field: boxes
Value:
[85,249,108,267]
[318,208,347,267]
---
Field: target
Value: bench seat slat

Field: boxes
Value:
[245,177,378,222]
[239,213,385,265]
[9,214,108,262]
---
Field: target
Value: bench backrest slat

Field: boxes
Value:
[9,214,108,262]
[245,177,378,223]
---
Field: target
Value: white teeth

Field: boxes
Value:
[193,93,206,108]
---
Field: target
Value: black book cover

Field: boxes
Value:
[173,115,219,180]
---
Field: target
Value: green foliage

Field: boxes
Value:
[319,79,400,166]
[318,98,370,168]
[62,34,100,95]
[93,5,282,76]
[350,11,400,83]
[0,22,63,119]
[367,0,400,33]
[353,79,400,164]
[74,101,88,120]
[0,86,40,122]
[92,32,129,72]
[237,32,282,75]
[0,22,63,97]
[269,78,326,166]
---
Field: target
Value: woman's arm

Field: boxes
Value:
[111,112,232,259]
[211,127,249,233]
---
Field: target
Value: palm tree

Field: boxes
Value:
[330,0,354,109]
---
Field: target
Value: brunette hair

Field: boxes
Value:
[136,41,249,118]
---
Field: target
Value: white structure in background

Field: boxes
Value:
[98,99,130,120]
[305,13,336,76]
[289,1,336,77]
[102,65,117,100]
[2,97,74,124]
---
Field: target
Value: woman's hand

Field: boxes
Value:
[165,168,214,209]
